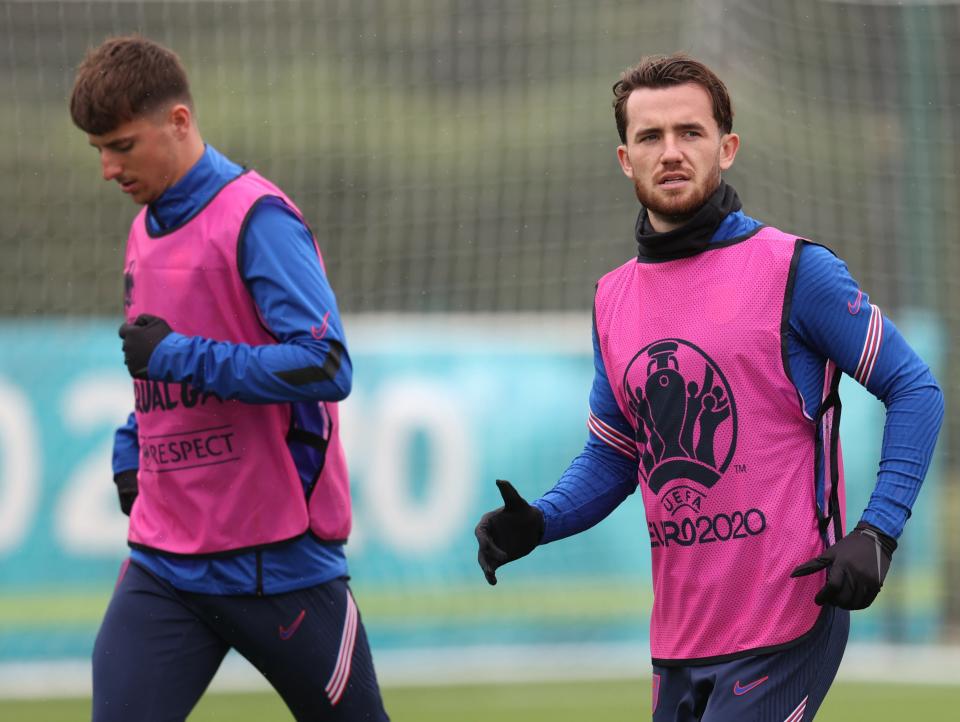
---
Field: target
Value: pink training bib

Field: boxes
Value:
[594,226,843,662]
[124,171,351,555]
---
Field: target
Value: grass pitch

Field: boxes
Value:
[0,679,957,721]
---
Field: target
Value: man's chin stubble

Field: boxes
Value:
[636,187,700,222]
[634,176,720,222]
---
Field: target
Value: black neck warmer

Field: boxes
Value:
[635,181,742,261]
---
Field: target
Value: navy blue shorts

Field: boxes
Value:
[652,606,849,722]
[92,559,389,722]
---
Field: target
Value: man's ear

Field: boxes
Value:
[616,144,634,179]
[719,132,740,171]
[167,103,193,140]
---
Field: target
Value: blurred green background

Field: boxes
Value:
[1,0,958,715]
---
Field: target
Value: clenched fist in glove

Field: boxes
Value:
[113,469,138,516]
[119,314,173,379]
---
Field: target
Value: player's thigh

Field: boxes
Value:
[652,666,709,722]
[701,607,849,722]
[194,577,389,722]
[92,559,229,722]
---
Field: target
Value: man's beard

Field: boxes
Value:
[634,168,720,226]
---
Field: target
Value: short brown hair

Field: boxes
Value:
[70,35,193,135]
[612,54,733,143]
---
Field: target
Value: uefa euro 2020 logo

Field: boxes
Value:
[623,339,737,513]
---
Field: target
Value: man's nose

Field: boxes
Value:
[661,136,683,163]
[101,152,121,181]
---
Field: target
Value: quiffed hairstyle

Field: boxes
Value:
[612,53,733,143]
[70,35,193,135]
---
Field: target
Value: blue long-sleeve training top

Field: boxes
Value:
[532,201,944,545]
[112,145,350,594]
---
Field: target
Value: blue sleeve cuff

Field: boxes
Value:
[858,511,899,540]
[111,411,140,474]
[148,332,188,380]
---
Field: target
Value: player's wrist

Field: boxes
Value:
[853,521,897,555]
[145,331,184,378]
[528,500,547,544]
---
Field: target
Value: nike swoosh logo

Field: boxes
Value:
[848,289,863,315]
[733,676,769,696]
[278,609,307,640]
[311,311,331,340]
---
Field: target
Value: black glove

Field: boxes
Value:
[113,469,138,516]
[790,521,897,610]
[118,314,173,379]
[475,480,544,585]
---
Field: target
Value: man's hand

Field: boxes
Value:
[119,314,173,379]
[113,469,138,516]
[791,522,897,610]
[475,480,544,585]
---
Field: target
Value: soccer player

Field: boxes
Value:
[70,35,389,722]
[475,54,943,721]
